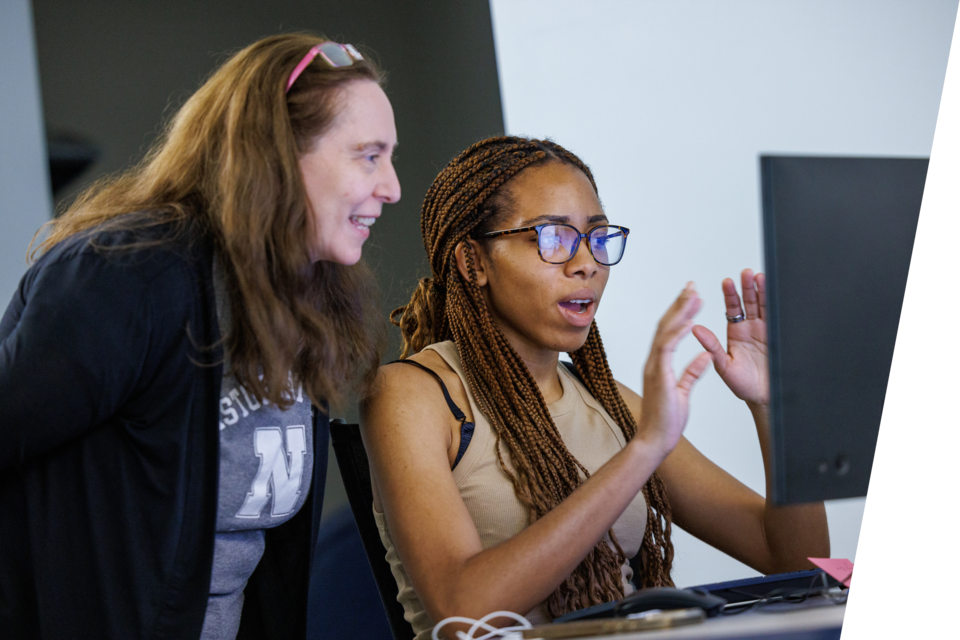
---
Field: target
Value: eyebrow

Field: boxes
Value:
[517,213,609,227]
[355,141,398,153]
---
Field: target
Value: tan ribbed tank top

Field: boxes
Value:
[373,341,647,639]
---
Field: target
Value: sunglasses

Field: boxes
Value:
[483,223,630,266]
[286,42,364,93]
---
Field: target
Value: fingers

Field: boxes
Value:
[722,277,743,321]
[691,324,727,372]
[722,269,765,321]
[740,269,759,320]
[655,283,701,353]
[755,272,766,320]
[677,352,712,394]
[645,285,702,386]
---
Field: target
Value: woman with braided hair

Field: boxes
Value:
[361,136,829,637]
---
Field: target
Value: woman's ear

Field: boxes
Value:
[455,239,489,287]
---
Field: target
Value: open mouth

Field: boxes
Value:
[558,299,593,314]
[350,215,376,229]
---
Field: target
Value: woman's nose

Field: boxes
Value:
[565,236,599,276]
[377,162,401,204]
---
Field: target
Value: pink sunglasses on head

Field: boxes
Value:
[286,42,364,93]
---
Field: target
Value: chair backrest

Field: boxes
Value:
[330,421,415,640]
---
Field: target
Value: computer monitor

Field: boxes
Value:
[760,155,926,505]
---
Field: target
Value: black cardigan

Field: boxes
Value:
[0,220,328,639]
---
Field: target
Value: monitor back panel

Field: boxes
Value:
[761,155,926,504]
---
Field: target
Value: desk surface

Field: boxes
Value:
[564,598,845,640]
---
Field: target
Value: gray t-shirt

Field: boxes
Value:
[201,257,314,640]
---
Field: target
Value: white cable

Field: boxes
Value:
[432,611,534,640]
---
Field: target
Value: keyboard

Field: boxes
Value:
[686,568,844,604]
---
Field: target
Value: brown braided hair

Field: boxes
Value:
[390,136,674,617]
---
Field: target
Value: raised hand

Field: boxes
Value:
[691,269,769,407]
[637,283,713,457]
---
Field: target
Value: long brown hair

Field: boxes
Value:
[32,33,387,409]
[391,136,674,617]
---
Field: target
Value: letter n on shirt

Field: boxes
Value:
[235,426,306,518]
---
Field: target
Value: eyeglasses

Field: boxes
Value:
[483,223,630,266]
[286,42,364,93]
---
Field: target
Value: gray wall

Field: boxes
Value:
[29,0,505,516]
[0,0,52,302]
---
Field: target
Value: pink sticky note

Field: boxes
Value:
[808,557,853,587]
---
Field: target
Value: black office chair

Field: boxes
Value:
[330,421,415,640]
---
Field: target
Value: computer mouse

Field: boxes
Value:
[615,587,726,618]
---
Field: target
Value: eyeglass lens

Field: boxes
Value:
[538,225,627,265]
[318,42,354,67]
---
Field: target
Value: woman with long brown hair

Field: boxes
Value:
[361,136,829,638]
[0,34,398,639]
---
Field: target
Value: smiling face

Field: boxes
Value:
[299,80,401,264]
[470,161,612,359]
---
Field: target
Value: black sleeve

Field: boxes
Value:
[0,251,162,469]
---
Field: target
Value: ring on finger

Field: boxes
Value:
[725,312,746,323]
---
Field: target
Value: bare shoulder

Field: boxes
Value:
[360,347,473,448]
[614,378,642,425]
[364,355,450,426]
[379,348,473,420]
[407,349,465,390]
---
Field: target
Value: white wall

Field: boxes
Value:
[490,0,956,588]
[0,0,52,302]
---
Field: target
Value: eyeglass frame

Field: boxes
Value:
[482,223,631,266]
[285,42,364,93]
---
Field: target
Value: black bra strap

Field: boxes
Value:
[389,359,467,423]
